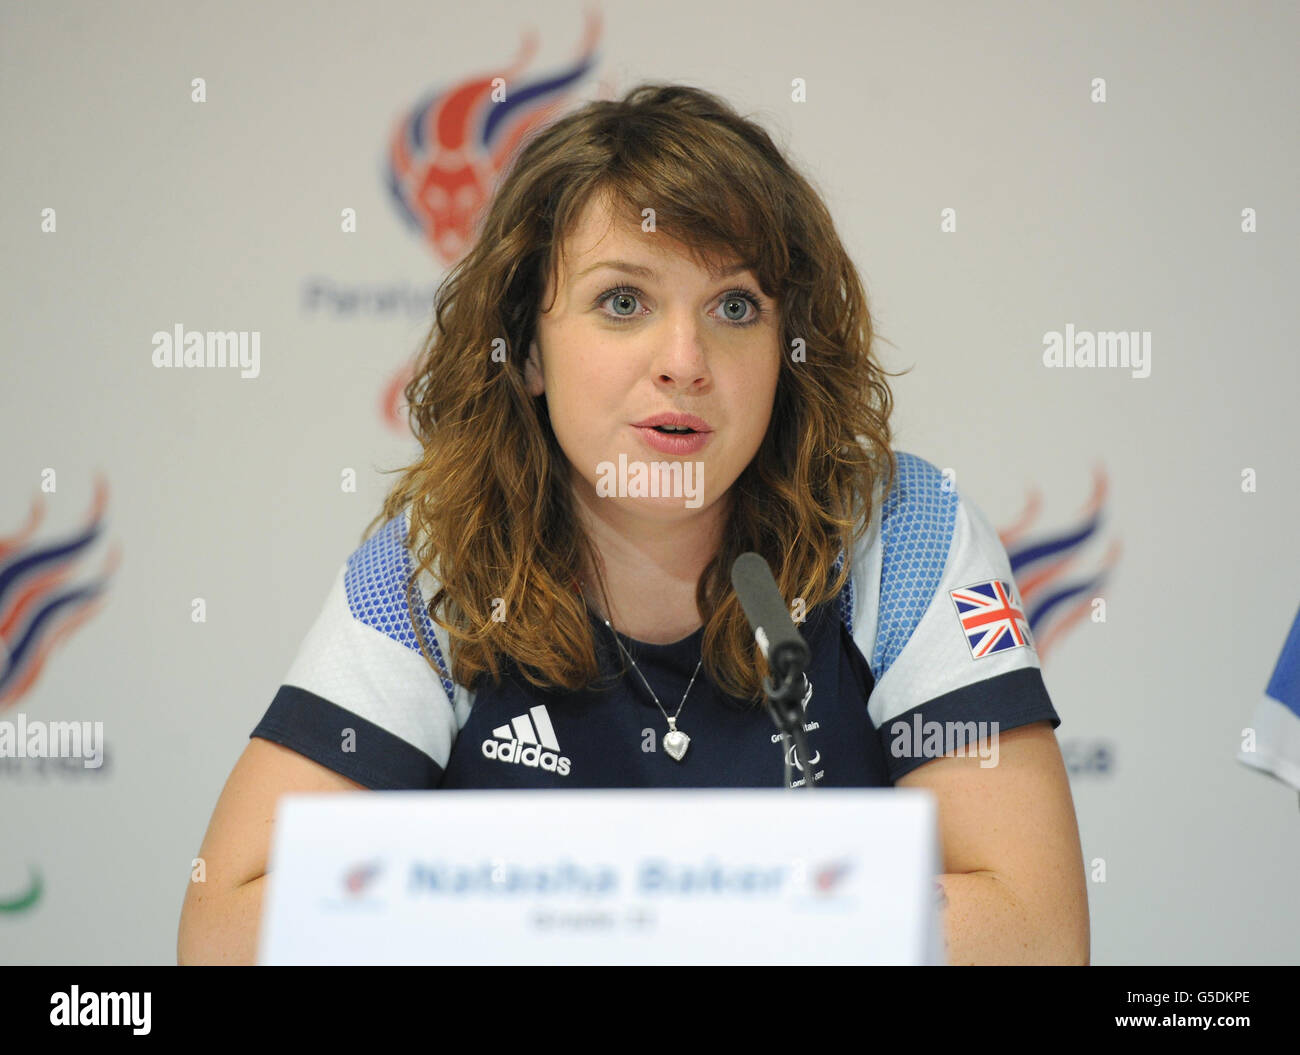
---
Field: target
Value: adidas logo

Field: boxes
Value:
[481,704,572,776]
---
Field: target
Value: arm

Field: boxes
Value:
[177,737,368,965]
[180,875,267,967]
[897,720,1090,965]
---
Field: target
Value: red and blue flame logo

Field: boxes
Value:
[384,8,605,268]
[380,9,609,431]
[999,464,1121,662]
[0,477,120,708]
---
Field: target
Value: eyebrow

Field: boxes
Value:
[571,259,752,283]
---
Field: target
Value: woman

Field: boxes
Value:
[178,83,1089,964]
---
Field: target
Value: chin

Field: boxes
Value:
[622,496,713,515]
[574,450,719,511]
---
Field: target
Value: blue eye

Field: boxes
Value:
[600,287,642,319]
[595,285,766,326]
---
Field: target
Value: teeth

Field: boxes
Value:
[656,425,692,432]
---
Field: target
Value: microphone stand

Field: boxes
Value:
[764,666,817,792]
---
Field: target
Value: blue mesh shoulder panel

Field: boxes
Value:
[870,451,959,679]
[343,513,457,701]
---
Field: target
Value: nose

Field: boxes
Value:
[651,310,711,390]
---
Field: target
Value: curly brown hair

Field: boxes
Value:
[364,81,899,705]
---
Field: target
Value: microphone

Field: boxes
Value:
[731,553,818,792]
[730,552,810,685]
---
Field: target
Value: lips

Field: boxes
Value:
[631,412,713,434]
[632,424,712,454]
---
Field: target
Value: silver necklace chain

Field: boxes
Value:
[602,618,702,762]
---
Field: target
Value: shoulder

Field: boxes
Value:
[844,449,962,674]
[343,506,461,705]
[343,505,485,721]
[843,450,1060,781]
[254,505,474,785]
[263,504,473,758]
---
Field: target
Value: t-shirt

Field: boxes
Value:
[250,450,1060,789]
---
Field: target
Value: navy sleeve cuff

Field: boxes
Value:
[250,685,444,790]
[877,667,1061,783]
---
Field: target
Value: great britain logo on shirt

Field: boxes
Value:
[480,704,572,776]
[949,579,1035,659]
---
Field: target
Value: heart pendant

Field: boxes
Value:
[663,728,691,761]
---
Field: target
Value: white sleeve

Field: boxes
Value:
[250,508,473,789]
[853,452,1060,781]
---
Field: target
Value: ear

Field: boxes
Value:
[524,339,545,397]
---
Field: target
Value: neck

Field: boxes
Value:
[572,476,730,646]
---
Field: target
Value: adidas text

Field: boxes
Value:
[481,738,571,776]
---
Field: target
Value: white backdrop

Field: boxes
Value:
[1,0,1296,965]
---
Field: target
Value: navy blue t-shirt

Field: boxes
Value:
[435,599,883,788]
[251,451,1060,790]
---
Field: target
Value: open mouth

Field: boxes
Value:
[649,425,697,434]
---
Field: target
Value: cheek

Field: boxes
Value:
[546,362,616,455]
[737,353,781,423]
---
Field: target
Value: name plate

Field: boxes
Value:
[260,788,943,965]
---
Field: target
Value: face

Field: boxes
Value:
[525,192,782,527]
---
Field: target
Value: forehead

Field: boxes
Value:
[553,192,743,286]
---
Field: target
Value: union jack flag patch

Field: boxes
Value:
[950,579,1035,659]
